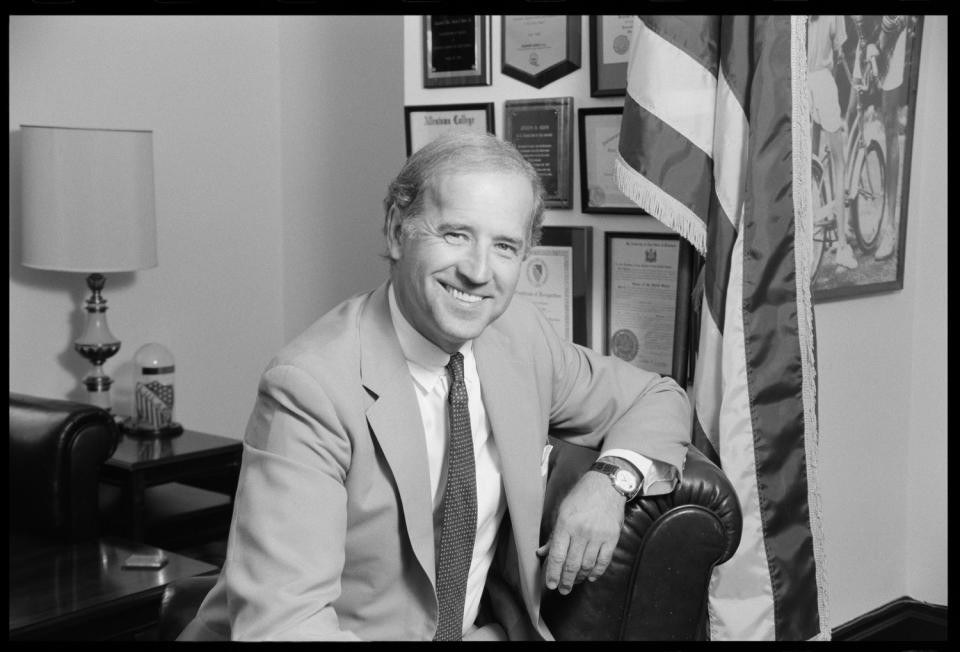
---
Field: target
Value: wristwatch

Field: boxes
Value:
[589,460,643,501]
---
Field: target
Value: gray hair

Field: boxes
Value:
[382,131,545,256]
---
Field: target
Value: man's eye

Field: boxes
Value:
[443,232,467,243]
[495,242,519,255]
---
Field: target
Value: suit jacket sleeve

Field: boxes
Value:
[221,362,362,641]
[522,298,691,480]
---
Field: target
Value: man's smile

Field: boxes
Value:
[440,281,485,304]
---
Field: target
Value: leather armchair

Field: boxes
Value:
[156,437,741,640]
[9,393,120,542]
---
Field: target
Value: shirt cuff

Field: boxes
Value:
[599,448,679,497]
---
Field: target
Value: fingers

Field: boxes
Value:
[589,542,615,582]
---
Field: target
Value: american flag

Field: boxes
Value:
[616,16,828,640]
[135,380,174,429]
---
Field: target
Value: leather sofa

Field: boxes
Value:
[9,393,120,542]
[156,436,742,640]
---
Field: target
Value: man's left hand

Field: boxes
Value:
[537,471,625,594]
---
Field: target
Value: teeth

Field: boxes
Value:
[447,286,482,303]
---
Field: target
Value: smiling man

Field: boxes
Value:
[179,132,691,641]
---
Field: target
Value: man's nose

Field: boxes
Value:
[457,244,493,285]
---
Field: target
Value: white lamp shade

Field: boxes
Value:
[20,125,158,273]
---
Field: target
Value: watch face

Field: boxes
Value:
[614,469,638,493]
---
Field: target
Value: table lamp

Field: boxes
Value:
[20,125,158,412]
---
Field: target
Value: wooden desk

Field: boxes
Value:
[99,428,242,547]
[9,535,217,640]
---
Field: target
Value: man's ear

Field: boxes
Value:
[385,204,404,261]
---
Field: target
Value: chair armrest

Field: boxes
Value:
[540,437,742,641]
[9,393,119,541]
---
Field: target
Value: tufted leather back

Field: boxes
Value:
[9,393,119,542]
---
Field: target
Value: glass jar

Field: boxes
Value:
[130,343,181,436]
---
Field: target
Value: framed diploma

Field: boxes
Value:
[589,15,634,97]
[515,226,593,346]
[503,97,574,209]
[422,16,492,88]
[501,15,581,89]
[604,232,693,386]
[579,107,644,214]
[404,103,494,156]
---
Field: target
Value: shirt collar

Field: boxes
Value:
[387,283,473,393]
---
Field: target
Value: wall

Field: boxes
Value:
[9,15,405,439]
[403,15,948,627]
[278,16,404,341]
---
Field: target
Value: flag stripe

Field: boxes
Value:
[619,97,713,224]
[641,15,720,79]
[627,19,719,158]
[617,15,828,641]
[738,17,820,639]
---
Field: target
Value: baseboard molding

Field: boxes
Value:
[832,596,947,641]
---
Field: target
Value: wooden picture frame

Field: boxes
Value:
[422,15,492,88]
[503,97,574,209]
[810,15,924,302]
[404,103,495,156]
[516,226,593,347]
[501,16,581,89]
[589,15,633,97]
[579,107,645,214]
[604,232,693,386]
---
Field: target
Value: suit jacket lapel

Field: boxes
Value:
[475,327,546,624]
[359,282,436,589]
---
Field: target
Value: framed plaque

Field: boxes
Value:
[579,107,644,214]
[516,226,593,346]
[604,232,693,386]
[404,103,494,156]
[589,15,633,97]
[503,97,574,209]
[501,15,581,89]
[422,16,492,88]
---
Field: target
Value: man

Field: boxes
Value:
[808,14,858,270]
[179,132,690,641]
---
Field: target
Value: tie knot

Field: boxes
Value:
[446,352,465,385]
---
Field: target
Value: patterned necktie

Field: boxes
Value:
[433,352,478,641]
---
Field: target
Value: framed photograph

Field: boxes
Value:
[404,103,494,156]
[503,97,574,209]
[579,107,644,214]
[605,232,694,386]
[516,226,593,347]
[809,15,923,302]
[422,16,492,88]
[501,16,581,89]
[589,15,634,97]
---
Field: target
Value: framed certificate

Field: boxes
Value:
[503,97,574,209]
[404,103,494,156]
[579,107,644,214]
[589,15,633,97]
[422,16,492,88]
[501,15,581,89]
[515,226,593,346]
[604,232,693,386]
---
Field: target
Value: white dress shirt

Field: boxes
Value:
[386,285,671,636]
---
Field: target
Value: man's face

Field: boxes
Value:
[388,170,535,353]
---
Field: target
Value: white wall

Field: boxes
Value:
[278,16,404,340]
[403,16,949,626]
[9,15,405,439]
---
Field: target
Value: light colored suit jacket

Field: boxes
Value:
[179,281,690,641]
